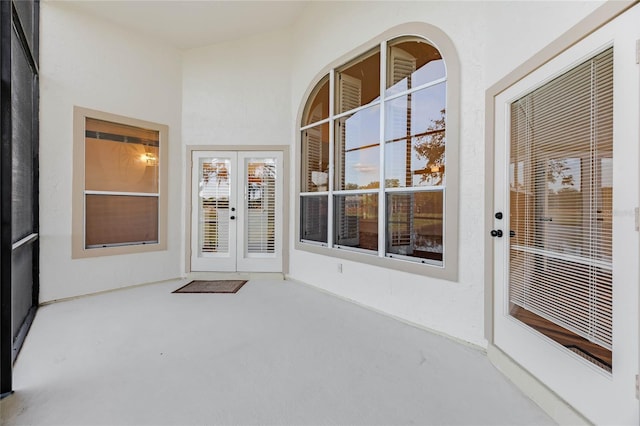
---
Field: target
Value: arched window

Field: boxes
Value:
[298,25,459,279]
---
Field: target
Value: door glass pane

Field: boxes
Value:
[384,84,446,188]
[334,193,378,251]
[198,158,231,255]
[335,105,380,190]
[386,191,443,263]
[246,157,276,254]
[508,48,613,371]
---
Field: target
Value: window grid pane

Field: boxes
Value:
[300,195,328,243]
[334,105,380,190]
[386,191,443,263]
[85,195,158,248]
[334,193,378,252]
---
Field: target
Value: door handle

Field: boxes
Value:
[230,216,236,220]
[490,229,503,238]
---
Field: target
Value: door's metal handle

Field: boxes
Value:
[490,229,503,238]
[230,216,236,220]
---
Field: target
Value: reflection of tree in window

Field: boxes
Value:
[413,108,445,185]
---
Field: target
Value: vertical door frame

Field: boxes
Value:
[483,1,639,423]
[0,0,40,399]
[185,145,289,275]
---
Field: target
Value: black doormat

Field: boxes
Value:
[173,280,247,294]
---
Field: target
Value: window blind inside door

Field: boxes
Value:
[199,159,230,254]
[246,159,276,254]
[509,48,613,350]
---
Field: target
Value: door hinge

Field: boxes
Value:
[635,207,639,231]
[636,374,639,399]
[636,39,640,64]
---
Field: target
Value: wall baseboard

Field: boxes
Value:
[487,344,591,425]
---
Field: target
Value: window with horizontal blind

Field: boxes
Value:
[298,27,459,279]
[508,47,613,371]
[72,107,168,258]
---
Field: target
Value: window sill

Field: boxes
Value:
[294,240,457,281]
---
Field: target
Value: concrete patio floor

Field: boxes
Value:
[1,278,554,425]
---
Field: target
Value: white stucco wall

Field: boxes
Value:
[181,29,292,147]
[284,0,605,347]
[39,3,184,302]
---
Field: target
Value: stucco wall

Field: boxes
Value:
[39,2,184,301]
[181,29,293,148]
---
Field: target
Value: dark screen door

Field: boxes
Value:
[1,0,39,397]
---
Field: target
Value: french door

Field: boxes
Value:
[191,151,283,273]
[492,5,639,425]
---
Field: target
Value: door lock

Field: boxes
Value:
[490,229,503,238]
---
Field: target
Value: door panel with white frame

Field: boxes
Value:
[492,5,639,424]
[191,151,283,273]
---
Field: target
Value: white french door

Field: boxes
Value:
[191,151,283,272]
[492,5,639,425]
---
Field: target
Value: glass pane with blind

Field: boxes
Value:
[509,48,613,371]
[301,123,329,192]
[384,84,446,188]
[302,75,329,127]
[85,195,158,247]
[386,191,443,263]
[85,118,159,193]
[386,37,445,97]
[198,158,231,255]
[334,193,378,251]
[245,157,277,255]
[335,47,380,114]
[334,105,380,190]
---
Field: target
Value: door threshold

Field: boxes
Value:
[187,271,284,281]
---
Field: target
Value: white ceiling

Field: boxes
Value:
[52,0,310,49]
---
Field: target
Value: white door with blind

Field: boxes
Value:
[191,151,283,272]
[492,6,639,425]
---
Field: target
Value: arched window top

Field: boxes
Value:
[297,24,459,281]
[302,75,329,128]
[302,35,448,128]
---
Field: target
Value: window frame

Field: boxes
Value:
[295,22,460,281]
[72,106,169,258]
